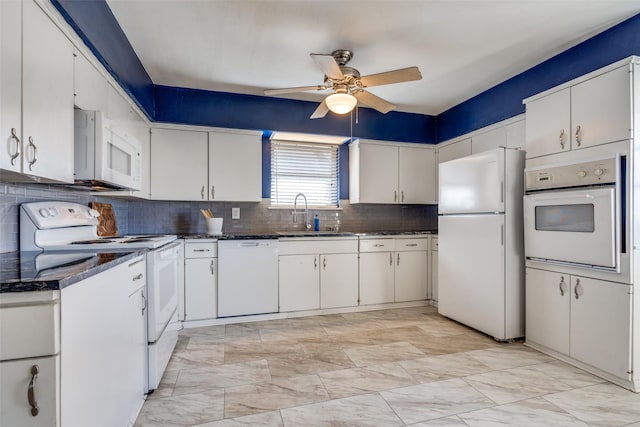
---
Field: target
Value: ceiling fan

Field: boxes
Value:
[264,49,422,119]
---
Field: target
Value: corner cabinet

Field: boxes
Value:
[524,58,635,159]
[349,139,436,204]
[150,127,262,201]
[1,0,74,182]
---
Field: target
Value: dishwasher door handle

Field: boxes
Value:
[240,242,260,247]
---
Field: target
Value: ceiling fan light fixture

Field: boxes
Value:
[325,92,357,114]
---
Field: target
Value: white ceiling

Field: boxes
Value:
[107,0,640,116]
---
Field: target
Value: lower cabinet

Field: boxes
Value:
[359,236,429,305]
[526,267,632,381]
[431,236,438,302]
[279,238,359,312]
[184,241,218,321]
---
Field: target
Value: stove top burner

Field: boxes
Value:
[70,239,114,244]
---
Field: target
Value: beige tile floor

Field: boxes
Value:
[135,306,640,426]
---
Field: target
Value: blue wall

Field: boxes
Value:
[437,13,640,141]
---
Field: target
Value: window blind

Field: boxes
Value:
[270,140,339,207]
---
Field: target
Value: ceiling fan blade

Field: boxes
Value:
[359,66,422,88]
[353,90,396,114]
[310,53,344,80]
[264,85,327,96]
[310,99,330,119]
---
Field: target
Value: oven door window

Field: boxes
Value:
[535,204,594,232]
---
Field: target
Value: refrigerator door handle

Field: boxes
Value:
[500,181,504,204]
[501,224,504,246]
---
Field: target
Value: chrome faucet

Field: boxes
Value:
[292,193,311,230]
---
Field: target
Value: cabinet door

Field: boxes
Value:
[320,253,358,308]
[525,268,570,354]
[395,251,428,302]
[279,255,320,312]
[150,128,208,200]
[399,146,436,204]
[184,257,217,320]
[359,252,395,305]
[356,143,399,203]
[472,126,507,154]
[438,138,471,164]
[73,51,108,112]
[571,65,632,150]
[0,355,59,427]
[208,131,262,201]
[0,0,22,174]
[525,88,570,159]
[570,276,631,379]
[22,0,74,182]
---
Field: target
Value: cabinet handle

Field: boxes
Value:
[9,128,20,165]
[558,276,567,296]
[397,253,400,266]
[193,248,210,252]
[211,185,215,199]
[394,190,397,202]
[559,129,565,149]
[574,279,583,300]
[201,186,205,199]
[575,125,582,146]
[373,244,385,248]
[401,191,404,203]
[141,289,147,315]
[314,256,318,270]
[28,365,39,416]
[323,257,326,270]
[210,259,215,275]
[27,136,37,171]
[405,243,418,247]
[133,273,143,281]
[389,252,393,266]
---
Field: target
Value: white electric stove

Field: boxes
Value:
[20,201,182,393]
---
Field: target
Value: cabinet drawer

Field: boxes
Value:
[359,238,394,252]
[185,242,217,258]
[0,301,59,360]
[395,238,428,251]
[279,238,358,255]
[0,355,59,426]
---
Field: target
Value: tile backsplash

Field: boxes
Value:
[1,181,437,253]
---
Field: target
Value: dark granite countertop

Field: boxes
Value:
[182,230,436,240]
[0,251,145,293]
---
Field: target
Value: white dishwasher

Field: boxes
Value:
[217,239,279,317]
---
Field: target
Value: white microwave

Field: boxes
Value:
[74,109,142,191]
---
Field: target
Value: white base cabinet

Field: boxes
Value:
[184,241,218,321]
[279,238,359,312]
[359,236,429,306]
[61,256,146,427]
[430,236,438,302]
[526,267,632,384]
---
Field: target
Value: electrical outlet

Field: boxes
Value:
[232,207,240,219]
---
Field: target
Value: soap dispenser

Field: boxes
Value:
[313,212,320,231]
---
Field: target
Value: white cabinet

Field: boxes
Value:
[61,256,146,427]
[184,241,218,321]
[150,128,208,200]
[208,130,262,201]
[430,236,438,302]
[0,291,60,426]
[438,138,471,164]
[279,255,320,312]
[73,51,108,112]
[151,128,262,201]
[471,120,526,154]
[0,0,74,182]
[359,236,429,305]
[320,253,359,309]
[526,267,632,381]
[279,238,359,312]
[525,62,634,159]
[349,140,436,204]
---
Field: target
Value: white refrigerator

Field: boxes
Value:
[438,147,525,340]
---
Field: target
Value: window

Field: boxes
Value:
[270,139,340,208]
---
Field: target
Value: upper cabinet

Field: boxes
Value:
[438,138,471,164]
[1,0,74,182]
[150,127,262,201]
[349,139,436,204]
[525,61,634,159]
[73,51,108,112]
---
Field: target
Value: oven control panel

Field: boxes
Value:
[525,157,617,191]
[21,201,99,229]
